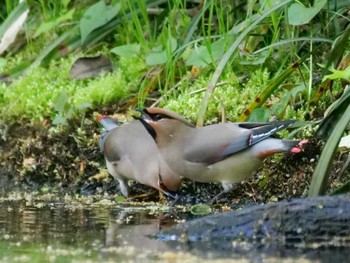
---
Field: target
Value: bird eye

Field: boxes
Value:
[153,114,164,121]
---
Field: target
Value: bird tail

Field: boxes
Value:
[255,139,308,158]
[289,139,309,153]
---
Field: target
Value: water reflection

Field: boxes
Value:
[0,200,178,262]
[1,201,172,246]
[0,200,348,263]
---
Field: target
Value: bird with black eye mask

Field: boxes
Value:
[98,115,181,199]
[137,107,307,203]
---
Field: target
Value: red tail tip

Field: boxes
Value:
[98,115,109,123]
[290,139,309,153]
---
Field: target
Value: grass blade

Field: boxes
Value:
[238,50,317,121]
[196,0,292,126]
[308,102,350,196]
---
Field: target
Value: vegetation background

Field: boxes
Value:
[0,0,349,201]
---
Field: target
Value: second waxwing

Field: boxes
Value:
[138,108,306,197]
[98,116,181,198]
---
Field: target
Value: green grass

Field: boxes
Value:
[0,54,147,123]
[1,0,349,195]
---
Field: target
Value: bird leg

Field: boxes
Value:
[117,178,129,197]
[209,182,234,204]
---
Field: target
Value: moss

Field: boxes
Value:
[161,68,272,123]
[0,54,149,124]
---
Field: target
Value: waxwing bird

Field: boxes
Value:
[98,115,181,198]
[137,108,307,200]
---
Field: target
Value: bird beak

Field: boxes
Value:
[158,174,178,199]
[132,109,157,140]
[134,108,153,121]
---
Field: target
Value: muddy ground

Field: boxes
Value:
[0,110,349,208]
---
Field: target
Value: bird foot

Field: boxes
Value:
[209,191,226,205]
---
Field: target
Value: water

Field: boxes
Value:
[0,198,181,262]
[0,195,349,263]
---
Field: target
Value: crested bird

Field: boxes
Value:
[137,108,306,200]
[98,115,181,198]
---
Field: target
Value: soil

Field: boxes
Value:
[0,110,349,209]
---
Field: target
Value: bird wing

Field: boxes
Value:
[102,128,123,162]
[183,123,251,163]
[183,120,295,163]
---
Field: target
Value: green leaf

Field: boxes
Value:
[110,44,141,58]
[52,115,68,125]
[80,1,121,43]
[54,92,69,113]
[78,102,92,111]
[316,87,350,139]
[288,0,327,25]
[146,51,167,65]
[190,204,212,215]
[197,0,293,126]
[247,108,270,122]
[271,92,290,117]
[322,67,350,82]
[289,84,306,98]
[146,35,177,66]
[238,49,317,122]
[308,102,350,196]
[185,39,226,67]
[115,195,126,202]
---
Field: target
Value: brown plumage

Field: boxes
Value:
[99,116,181,198]
[138,108,306,195]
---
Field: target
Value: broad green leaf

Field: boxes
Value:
[323,67,350,82]
[146,51,167,65]
[185,39,226,67]
[110,44,141,58]
[288,0,327,25]
[34,9,75,37]
[146,36,177,65]
[80,1,121,43]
